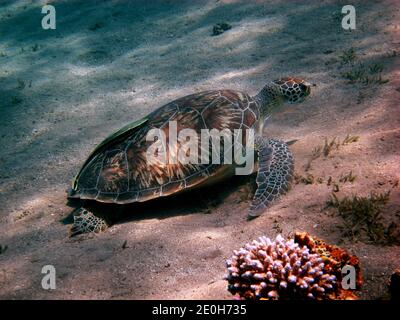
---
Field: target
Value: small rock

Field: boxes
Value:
[212,22,232,36]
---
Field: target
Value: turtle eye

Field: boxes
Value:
[299,83,310,95]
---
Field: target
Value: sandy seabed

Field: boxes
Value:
[0,0,399,299]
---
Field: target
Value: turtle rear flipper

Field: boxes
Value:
[248,138,294,218]
[70,208,109,237]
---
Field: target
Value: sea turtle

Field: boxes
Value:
[67,77,311,236]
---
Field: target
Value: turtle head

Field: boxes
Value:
[257,77,311,115]
[271,77,311,103]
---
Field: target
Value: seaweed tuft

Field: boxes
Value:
[326,191,395,244]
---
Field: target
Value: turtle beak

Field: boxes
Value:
[303,81,311,96]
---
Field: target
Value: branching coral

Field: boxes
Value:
[225,233,361,300]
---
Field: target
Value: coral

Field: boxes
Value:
[225,233,361,300]
[294,232,362,291]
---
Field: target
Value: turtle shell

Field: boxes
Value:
[69,90,260,204]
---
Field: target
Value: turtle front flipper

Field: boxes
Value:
[248,137,294,218]
[70,208,109,237]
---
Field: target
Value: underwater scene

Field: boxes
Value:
[0,0,399,304]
